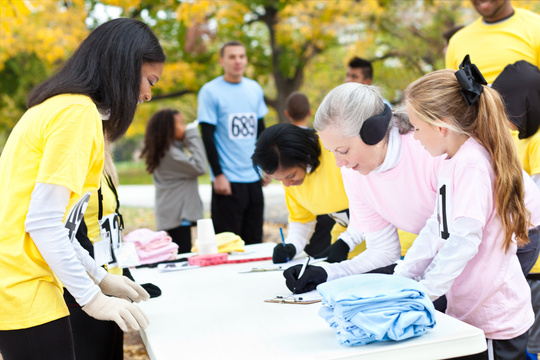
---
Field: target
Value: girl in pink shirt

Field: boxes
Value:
[398,56,533,359]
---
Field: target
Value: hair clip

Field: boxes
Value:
[359,104,392,146]
[455,54,487,106]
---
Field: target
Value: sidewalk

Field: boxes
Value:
[118,183,288,224]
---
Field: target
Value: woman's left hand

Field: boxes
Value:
[99,273,150,303]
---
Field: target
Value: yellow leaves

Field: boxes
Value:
[101,0,142,11]
[1,0,30,35]
[177,0,248,32]
[346,34,376,63]
[272,1,354,58]
[158,61,198,91]
[513,0,540,11]
[176,0,215,26]
[0,0,89,70]
[0,0,31,69]
[215,3,247,25]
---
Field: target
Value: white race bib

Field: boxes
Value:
[228,112,257,140]
[98,212,122,268]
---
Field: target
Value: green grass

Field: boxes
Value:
[116,161,211,185]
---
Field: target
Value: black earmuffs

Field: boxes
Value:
[359,104,392,145]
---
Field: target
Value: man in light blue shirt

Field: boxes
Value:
[197,41,268,244]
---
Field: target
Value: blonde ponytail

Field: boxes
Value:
[474,87,530,250]
[404,69,530,251]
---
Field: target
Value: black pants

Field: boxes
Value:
[518,226,540,276]
[304,215,335,257]
[63,290,123,360]
[211,180,264,245]
[166,224,193,254]
[0,316,76,360]
[449,331,529,359]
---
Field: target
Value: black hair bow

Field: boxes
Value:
[455,55,487,106]
[359,104,392,145]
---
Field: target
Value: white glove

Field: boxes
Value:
[82,292,149,332]
[99,273,150,303]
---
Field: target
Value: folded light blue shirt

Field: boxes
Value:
[317,274,436,346]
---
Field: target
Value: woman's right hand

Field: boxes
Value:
[82,292,149,332]
[283,265,328,294]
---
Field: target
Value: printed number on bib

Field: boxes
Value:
[437,178,452,240]
[99,213,122,268]
[64,192,91,243]
[228,113,257,140]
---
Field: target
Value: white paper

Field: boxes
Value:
[93,232,112,266]
[114,242,141,268]
[157,262,199,272]
[239,257,326,273]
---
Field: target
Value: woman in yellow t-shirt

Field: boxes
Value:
[63,143,127,360]
[0,18,165,359]
[252,123,365,264]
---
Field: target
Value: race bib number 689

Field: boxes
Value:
[228,112,257,140]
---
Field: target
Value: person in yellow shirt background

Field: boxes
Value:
[445,0,540,84]
[0,18,165,359]
[251,123,366,264]
[282,92,346,261]
[493,60,540,359]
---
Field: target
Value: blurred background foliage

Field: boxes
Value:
[1,0,539,183]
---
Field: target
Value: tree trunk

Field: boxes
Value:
[261,4,306,123]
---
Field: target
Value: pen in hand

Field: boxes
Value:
[279,227,289,262]
[293,256,311,294]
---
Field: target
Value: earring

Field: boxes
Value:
[306,164,312,173]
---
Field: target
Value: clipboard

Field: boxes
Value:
[264,291,322,304]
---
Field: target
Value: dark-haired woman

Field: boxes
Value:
[141,109,207,253]
[0,18,165,359]
[252,123,365,264]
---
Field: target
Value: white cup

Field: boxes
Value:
[197,219,218,255]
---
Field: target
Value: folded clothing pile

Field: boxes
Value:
[191,232,245,253]
[317,273,436,346]
[124,228,178,265]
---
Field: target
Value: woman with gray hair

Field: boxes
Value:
[283,82,540,295]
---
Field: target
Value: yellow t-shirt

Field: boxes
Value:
[83,174,123,275]
[283,141,366,257]
[0,94,104,330]
[512,130,540,273]
[445,8,540,84]
[512,130,540,177]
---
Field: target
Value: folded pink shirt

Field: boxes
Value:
[124,228,178,264]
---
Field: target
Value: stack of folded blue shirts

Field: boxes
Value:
[317,274,436,346]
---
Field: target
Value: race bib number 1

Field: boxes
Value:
[228,112,257,140]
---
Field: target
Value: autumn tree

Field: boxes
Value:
[4,0,538,147]
[0,0,89,137]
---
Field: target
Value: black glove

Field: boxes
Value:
[273,243,296,263]
[367,263,397,274]
[141,283,162,298]
[325,239,350,263]
[283,265,328,294]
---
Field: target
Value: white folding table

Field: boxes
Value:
[131,243,487,360]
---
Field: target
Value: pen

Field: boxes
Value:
[293,256,311,294]
[279,227,289,262]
